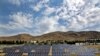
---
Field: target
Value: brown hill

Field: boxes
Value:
[33,31,100,41]
[0,31,100,41]
[0,34,32,41]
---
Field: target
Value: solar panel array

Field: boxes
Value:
[1,44,100,56]
[52,44,100,56]
[3,45,50,56]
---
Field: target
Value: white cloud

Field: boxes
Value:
[8,0,21,6]
[42,6,55,15]
[33,16,58,34]
[30,0,50,12]
[63,0,85,11]
[27,0,100,35]
[9,12,33,29]
[1,0,100,36]
[30,4,42,12]
[0,12,34,36]
[32,15,68,35]
[0,12,33,33]
[8,0,34,6]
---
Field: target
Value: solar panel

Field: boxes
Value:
[2,44,100,56]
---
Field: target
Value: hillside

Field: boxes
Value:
[0,31,100,41]
[0,34,32,41]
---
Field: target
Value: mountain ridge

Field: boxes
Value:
[0,31,100,41]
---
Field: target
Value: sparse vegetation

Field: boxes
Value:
[0,40,27,45]
[0,39,100,45]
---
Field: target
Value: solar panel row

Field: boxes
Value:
[2,44,100,56]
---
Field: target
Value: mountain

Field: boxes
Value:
[33,31,100,41]
[0,34,32,41]
[0,31,100,42]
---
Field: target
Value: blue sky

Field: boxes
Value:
[0,0,100,36]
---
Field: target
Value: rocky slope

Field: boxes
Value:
[0,31,100,41]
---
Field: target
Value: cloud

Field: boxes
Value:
[65,0,85,11]
[0,12,33,35]
[8,0,34,6]
[8,0,21,6]
[30,4,42,12]
[0,12,34,36]
[9,12,33,29]
[30,0,50,12]
[32,15,67,35]
[53,0,100,31]
[0,0,100,36]
[42,6,55,16]
[8,0,100,34]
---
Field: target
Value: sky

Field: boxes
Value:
[0,0,100,36]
